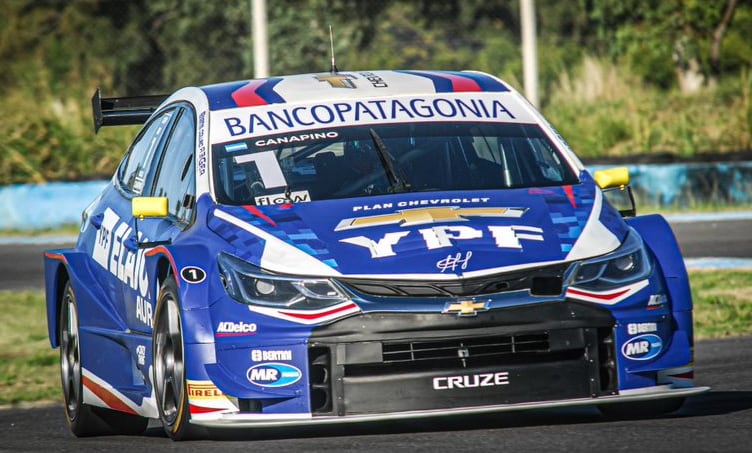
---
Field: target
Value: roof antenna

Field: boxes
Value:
[329,25,338,73]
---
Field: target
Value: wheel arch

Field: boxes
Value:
[44,253,71,349]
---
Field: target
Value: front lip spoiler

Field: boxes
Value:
[190,385,710,429]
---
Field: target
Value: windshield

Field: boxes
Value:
[212,122,579,206]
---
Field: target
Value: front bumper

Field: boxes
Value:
[191,385,709,428]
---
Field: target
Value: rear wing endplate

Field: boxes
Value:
[91,87,168,134]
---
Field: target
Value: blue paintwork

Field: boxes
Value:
[43,71,697,423]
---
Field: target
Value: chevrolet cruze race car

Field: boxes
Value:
[44,70,708,440]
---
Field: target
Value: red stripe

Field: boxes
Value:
[190,404,225,414]
[668,371,694,380]
[437,72,482,92]
[278,302,358,321]
[231,80,269,107]
[563,185,577,208]
[82,376,137,415]
[567,287,629,301]
[242,205,277,227]
[145,246,179,288]
[44,251,68,265]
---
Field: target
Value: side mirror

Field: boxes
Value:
[593,167,629,189]
[130,197,171,249]
[593,167,636,217]
[133,196,168,219]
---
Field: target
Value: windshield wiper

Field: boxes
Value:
[368,128,411,193]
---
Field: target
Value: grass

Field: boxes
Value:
[689,270,752,338]
[0,269,750,406]
[0,291,59,406]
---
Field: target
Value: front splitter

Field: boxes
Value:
[190,385,710,429]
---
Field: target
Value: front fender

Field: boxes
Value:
[627,214,692,313]
[145,244,216,344]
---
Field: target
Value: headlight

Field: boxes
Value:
[217,253,350,309]
[568,229,652,290]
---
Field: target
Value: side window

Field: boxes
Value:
[118,110,175,195]
[151,108,196,224]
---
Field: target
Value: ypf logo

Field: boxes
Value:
[621,334,662,361]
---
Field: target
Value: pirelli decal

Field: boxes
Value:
[335,206,527,231]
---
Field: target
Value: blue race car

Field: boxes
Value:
[44,70,708,440]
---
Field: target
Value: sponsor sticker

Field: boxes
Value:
[433,371,510,390]
[621,334,663,361]
[187,381,225,400]
[254,190,311,206]
[246,363,302,388]
[136,345,146,366]
[215,321,258,337]
[251,349,293,362]
[627,322,658,335]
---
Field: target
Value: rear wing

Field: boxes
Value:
[91,87,168,134]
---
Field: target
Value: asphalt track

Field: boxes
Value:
[0,216,750,451]
[0,336,749,452]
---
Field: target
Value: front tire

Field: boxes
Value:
[153,275,205,440]
[59,281,148,436]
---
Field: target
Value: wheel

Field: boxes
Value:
[59,281,148,436]
[598,397,685,419]
[153,275,206,440]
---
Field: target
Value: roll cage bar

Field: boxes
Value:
[91,87,168,133]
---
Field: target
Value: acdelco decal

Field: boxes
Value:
[621,334,663,361]
[215,321,257,337]
[246,363,302,388]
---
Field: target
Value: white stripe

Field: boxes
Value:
[214,209,340,276]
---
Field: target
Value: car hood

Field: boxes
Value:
[208,182,628,279]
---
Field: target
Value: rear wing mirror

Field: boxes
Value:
[593,167,636,217]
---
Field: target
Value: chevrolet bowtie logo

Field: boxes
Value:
[315,74,357,88]
[335,207,527,231]
[442,300,489,317]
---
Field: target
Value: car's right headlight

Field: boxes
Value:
[217,253,350,310]
[567,228,653,291]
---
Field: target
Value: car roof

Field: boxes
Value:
[199,70,512,111]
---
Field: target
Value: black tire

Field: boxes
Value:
[153,275,206,440]
[598,397,685,419]
[58,281,148,436]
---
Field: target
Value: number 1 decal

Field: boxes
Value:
[181,266,206,284]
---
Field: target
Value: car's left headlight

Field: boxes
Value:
[217,253,350,309]
[567,228,653,290]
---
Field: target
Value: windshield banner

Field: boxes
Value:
[210,92,537,144]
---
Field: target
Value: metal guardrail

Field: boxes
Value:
[1,162,751,231]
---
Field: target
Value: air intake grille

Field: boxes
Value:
[382,333,549,363]
[338,264,567,297]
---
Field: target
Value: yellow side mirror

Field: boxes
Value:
[593,167,629,189]
[132,197,168,220]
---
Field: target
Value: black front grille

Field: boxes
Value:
[338,263,567,297]
[382,333,549,363]
[308,302,617,416]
